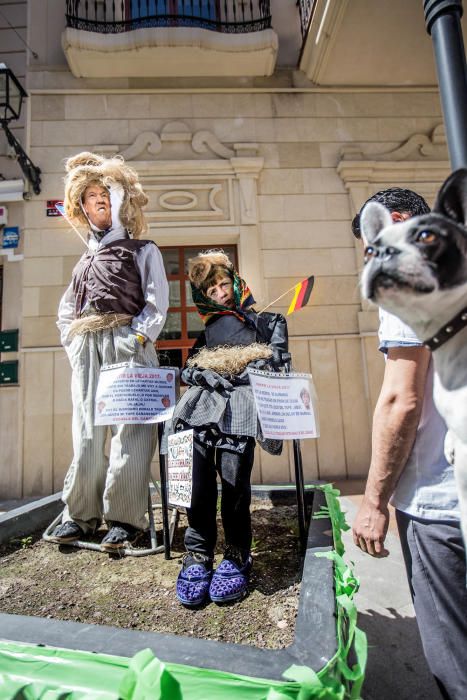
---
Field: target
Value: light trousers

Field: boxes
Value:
[62,325,158,533]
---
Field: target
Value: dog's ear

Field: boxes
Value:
[360,202,393,243]
[433,168,467,226]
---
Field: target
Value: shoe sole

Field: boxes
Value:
[210,590,247,603]
[177,594,208,607]
[100,535,142,552]
[49,535,81,544]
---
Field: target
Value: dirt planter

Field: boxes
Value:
[0,485,366,699]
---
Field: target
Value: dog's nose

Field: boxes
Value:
[364,244,400,262]
[384,246,400,258]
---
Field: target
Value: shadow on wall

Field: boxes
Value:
[358,608,442,700]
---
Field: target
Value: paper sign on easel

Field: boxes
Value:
[94,363,177,425]
[167,429,194,508]
[248,368,320,440]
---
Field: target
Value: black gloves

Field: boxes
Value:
[249,349,291,372]
[182,367,233,391]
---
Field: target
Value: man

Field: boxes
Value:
[52,152,169,551]
[352,188,467,700]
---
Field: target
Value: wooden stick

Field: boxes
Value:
[57,207,88,247]
[257,282,299,314]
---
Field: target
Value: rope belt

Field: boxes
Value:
[69,312,133,338]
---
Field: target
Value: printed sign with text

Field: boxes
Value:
[248,369,319,440]
[168,429,193,508]
[94,363,177,425]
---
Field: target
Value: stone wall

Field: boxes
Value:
[2,83,448,496]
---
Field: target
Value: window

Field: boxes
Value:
[157,245,237,368]
[128,1,220,20]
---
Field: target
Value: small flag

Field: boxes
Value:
[287,276,314,316]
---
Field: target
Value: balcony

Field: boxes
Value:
[62,0,278,78]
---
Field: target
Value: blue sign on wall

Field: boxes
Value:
[2,226,20,249]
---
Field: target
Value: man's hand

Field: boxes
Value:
[352,498,390,557]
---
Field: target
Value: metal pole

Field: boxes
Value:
[157,422,171,559]
[293,438,308,554]
[284,358,308,553]
[424,0,467,169]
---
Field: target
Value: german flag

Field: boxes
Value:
[287,276,315,316]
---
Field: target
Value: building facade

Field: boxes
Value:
[0,0,456,497]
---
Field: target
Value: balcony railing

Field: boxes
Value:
[296,0,316,38]
[65,1,272,34]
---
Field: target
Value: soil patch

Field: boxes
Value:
[0,499,301,649]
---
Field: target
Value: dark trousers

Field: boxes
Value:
[184,436,255,558]
[396,510,467,700]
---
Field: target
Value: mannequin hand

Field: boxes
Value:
[186,368,233,390]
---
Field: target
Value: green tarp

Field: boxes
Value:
[0,485,366,700]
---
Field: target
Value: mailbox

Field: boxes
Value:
[0,329,19,352]
[0,360,18,384]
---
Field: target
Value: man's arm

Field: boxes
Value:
[131,243,169,343]
[352,346,431,557]
[56,282,75,347]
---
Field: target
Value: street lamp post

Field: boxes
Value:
[0,63,41,195]
[424,0,467,170]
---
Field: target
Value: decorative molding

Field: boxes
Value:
[191,130,235,159]
[340,123,447,162]
[118,122,248,162]
[144,181,231,225]
[119,131,162,161]
[99,122,264,301]
[97,122,264,228]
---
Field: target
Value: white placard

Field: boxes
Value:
[94,363,177,425]
[248,369,320,440]
[168,429,194,508]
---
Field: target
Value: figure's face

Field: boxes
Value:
[83,184,112,230]
[301,390,311,409]
[206,275,235,308]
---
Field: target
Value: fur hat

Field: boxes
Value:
[188,250,234,290]
[63,151,149,237]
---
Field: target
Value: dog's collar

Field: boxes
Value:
[424,306,467,350]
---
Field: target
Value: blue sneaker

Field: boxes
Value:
[176,552,213,607]
[209,547,252,603]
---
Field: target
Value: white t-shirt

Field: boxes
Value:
[379,309,459,521]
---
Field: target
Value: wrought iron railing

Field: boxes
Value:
[296,0,316,38]
[65,1,272,34]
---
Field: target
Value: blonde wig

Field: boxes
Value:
[63,152,149,237]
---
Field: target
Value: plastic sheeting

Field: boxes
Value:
[0,485,366,699]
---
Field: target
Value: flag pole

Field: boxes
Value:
[257,282,299,314]
[55,204,88,247]
[62,217,88,247]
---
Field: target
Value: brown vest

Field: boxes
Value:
[72,238,154,317]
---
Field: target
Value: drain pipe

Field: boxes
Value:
[424,0,467,169]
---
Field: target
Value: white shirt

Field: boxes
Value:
[379,309,459,521]
[57,229,169,344]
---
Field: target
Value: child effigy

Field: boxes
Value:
[52,152,169,551]
[170,250,288,606]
